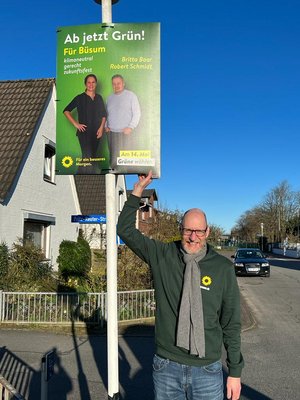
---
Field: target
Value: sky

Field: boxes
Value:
[1,0,300,232]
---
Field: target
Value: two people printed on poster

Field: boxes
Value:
[63,73,141,173]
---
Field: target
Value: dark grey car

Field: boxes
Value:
[231,248,270,277]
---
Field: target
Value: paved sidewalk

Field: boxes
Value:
[0,291,253,400]
[0,324,155,399]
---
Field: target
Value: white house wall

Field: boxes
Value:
[0,85,80,269]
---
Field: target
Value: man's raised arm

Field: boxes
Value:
[132,171,153,198]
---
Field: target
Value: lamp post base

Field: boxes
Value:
[108,394,120,400]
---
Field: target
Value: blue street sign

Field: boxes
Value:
[71,214,106,224]
[117,235,125,245]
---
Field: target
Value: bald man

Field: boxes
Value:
[106,74,141,169]
[117,172,244,400]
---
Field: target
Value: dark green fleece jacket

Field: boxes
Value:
[117,195,244,377]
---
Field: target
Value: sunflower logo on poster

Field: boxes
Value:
[56,23,160,177]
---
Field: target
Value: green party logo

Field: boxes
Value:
[62,156,74,168]
[202,276,212,286]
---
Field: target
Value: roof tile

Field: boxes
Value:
[74,175,106,215]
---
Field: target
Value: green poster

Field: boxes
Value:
[56,23,160,177]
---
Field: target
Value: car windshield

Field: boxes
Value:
[236,250,263,259]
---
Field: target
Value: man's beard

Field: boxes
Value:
[181,240,205,254]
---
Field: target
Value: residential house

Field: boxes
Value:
[0,78,80,269]
[126,188,158,234]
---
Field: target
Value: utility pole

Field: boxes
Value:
[297,209,300,258]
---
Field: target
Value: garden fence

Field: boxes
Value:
[0,289,155,326]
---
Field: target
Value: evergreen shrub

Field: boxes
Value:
[57,237,91,280]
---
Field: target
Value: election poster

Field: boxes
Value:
[56,23,160,177]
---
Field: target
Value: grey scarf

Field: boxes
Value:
[176,245,207,357]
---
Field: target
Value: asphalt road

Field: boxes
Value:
[237,255,300,400]
[0,255,299,399]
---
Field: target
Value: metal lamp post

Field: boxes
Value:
[93,3,120,399]
[260,222,264,251]
[297,208,300,242]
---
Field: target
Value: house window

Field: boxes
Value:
[44,144,55,183]
[23,220,50,258]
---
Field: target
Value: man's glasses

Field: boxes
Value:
[181,227,208,237]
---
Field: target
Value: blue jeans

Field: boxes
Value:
[152,354,224,400]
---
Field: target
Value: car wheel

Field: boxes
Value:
[265,271,270,277]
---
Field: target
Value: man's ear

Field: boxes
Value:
[205,226,210,238]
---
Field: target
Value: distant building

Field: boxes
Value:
[127,189,158,234]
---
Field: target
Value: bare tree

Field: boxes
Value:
[207,224,225,246]
[261,181,298,242]
[147,208,182,242]
[233,181,300,244]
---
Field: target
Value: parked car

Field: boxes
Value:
[231,248,270,277]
